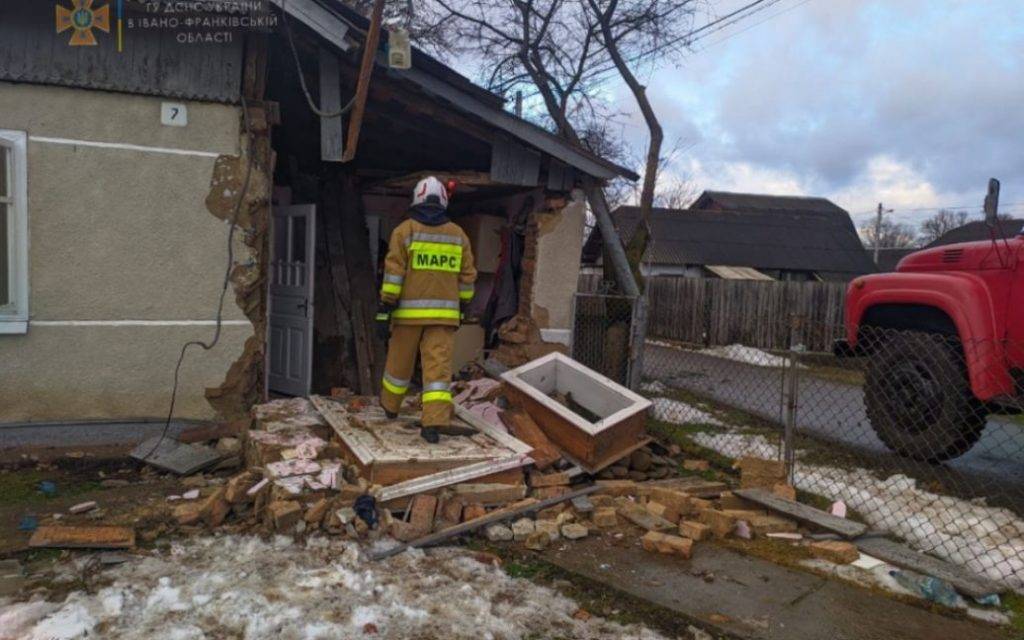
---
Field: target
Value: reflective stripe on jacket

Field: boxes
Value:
[380,218,477,326]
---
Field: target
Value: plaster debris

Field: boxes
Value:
[67,502,96,515]
[0,536,668,640]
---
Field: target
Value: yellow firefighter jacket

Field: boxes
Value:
[379,218,477,326]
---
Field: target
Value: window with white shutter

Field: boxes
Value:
[0,130,28,334]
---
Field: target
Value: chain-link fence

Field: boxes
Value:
[571,291,641,387]
[575,281,1024,592]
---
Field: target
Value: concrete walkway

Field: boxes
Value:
[0,420,194,450]
[546,538,1005,640]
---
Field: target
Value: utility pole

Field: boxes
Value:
[872,202,893,264]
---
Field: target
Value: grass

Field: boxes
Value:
[1001,593,1024,638]
[0,468,101,505]
[647,419,739,477]
[643,402,874,527]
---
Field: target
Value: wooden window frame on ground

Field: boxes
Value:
[0,129,28,334]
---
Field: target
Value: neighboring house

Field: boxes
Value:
[923,219,1024,247]
[581,191,877,282]
[0,0,633,425]
[874,219,1023,271]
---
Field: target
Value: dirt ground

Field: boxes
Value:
[0,440,1016,639]
[0,454,220,556]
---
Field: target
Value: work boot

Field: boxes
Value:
[434,425,478,437]
[420,427,440,444]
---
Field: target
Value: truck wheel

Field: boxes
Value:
[864,332,986,462]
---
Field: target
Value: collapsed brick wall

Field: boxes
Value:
[201,115,274,423]
[492,195,569,368]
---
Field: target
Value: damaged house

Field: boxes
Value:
[0,0,635,426]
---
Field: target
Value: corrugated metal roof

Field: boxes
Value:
[693,190,848,216]
[923,219,1024,248]
[582,205,877,281]
[0,0,243,103]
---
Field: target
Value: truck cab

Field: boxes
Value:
[839,182,1022,461]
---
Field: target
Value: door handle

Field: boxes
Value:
[297,300,309,316]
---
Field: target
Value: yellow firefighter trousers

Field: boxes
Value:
[380,324,456,427]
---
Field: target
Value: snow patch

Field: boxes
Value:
[693,430,1024,592]
[0,536,669,639]
[650,397,722,426]
[699,344,796,368]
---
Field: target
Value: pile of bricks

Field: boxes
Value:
[166,397,862,571]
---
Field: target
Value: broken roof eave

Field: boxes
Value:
[270,0,638,183]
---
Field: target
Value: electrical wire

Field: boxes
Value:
[579,0,789,85]
[281,0,357,118]
[695,0,814,50]
[142,93,257,462]
[853,202,1024,216]
[143,0,373,462]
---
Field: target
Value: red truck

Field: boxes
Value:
[838,180,1022,461]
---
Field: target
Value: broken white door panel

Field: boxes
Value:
[377,455,533,504]
[310,395,532,485]
[268,204,316,396]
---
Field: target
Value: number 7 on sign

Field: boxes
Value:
[160,102,188,127]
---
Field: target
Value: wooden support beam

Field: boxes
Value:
[735,488,868,538]
[337,62,495,146]
[369,484,600,561]
[855,536,1003,598]
[318,47,344,162]
[341,0,385,162]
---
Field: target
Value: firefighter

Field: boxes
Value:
[376,176,477,442]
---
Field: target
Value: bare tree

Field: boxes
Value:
[860,218,918,250]
[919,209,971,245]
[583,0,696,288]
[419,0,699,291]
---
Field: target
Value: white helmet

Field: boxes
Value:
[412,176,449,209]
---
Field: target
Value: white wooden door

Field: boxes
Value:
[268,204,316,396]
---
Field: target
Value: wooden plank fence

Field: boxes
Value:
[578,275,847,353]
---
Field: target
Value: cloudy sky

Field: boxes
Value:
[636,0,1024,229]
[451,0,1024,230]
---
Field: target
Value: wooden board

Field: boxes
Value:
[29,526,135,549]
[377,456,531,503]
[498,411,561,470]
[318,47,344,162]
[735,488,867,538]
[646,476,730,498]
[855,536,1003,598]
[370,485,600,561]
